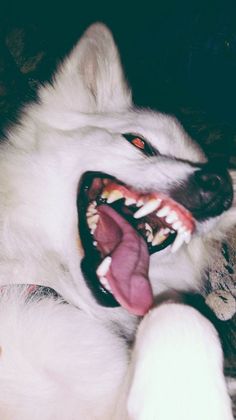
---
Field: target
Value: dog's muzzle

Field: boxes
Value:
[170,162,233,221]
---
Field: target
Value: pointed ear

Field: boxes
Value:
[40,23,132,115]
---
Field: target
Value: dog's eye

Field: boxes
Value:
[122,133,158,157]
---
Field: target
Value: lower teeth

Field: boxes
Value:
[152,229,168,246]
[147,232,154,243]
[100,276,112,292]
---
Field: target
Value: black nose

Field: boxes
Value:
[192,163,233,219]
[196,171,223,194]
[170,162,233,221]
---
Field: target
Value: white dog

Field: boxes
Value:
[0,23,235,420]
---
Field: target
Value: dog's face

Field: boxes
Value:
[4,24,234,317]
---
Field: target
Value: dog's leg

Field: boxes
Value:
[117,303,233,420]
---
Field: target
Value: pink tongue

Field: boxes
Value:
[95,205,153,316]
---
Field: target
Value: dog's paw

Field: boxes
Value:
[126,303,234,420]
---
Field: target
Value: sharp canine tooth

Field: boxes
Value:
[107,190,123,203]
[100,277,107,286]
[100,276,111,292]
[125,197,136,206]
[165,211,178,224]
[96,256,112,277]
[171,233,185,253]
[134,199,162,219]
[156,206,170,218]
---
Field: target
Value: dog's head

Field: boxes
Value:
[4,23,235,317]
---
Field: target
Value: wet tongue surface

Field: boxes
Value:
[94,205,153,315]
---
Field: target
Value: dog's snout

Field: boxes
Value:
[191,163,233,219]
[170,162,233,221]
[194,166,232,211]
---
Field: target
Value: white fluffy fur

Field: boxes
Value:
[0,23,235,419]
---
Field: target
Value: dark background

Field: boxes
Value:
[1,0,236,166]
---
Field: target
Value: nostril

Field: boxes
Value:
[197,172,222,193]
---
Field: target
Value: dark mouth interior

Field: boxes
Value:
[77,172,194,315]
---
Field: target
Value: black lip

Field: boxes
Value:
[77,172,120,307]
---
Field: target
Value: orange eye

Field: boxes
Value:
[122,133,158,157]
[132,137,145,149]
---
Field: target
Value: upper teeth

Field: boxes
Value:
[183,230,191,244]
[125,197,137,206]
[134,199,162,219]
[101,191,110,199]
[165,211,178,224]
[172,221,182,230]
[171,228,191,253]
[136,199,144,207]
[156,206,170,218]
[87,186,194,254]
[106,190,124,204]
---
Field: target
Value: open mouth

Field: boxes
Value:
[78,172,195,316]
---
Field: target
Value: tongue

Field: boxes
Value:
[94,205,153,316]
